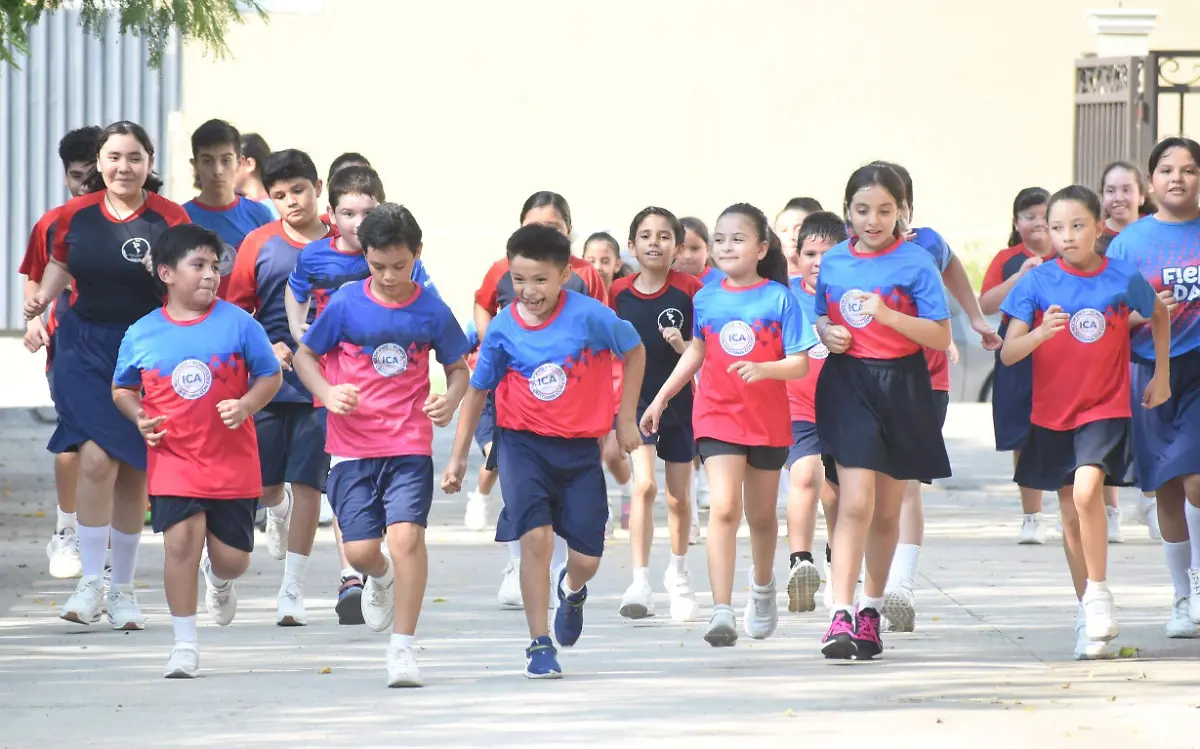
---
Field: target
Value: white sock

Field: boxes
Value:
[506,540,522,562]
[375,555,395,588]
[340,566,359,580]
[205,550,231,588]
[1076,600,1086,623]
[76,524,108,577]
[889,543,921,590]
[689,475,700,520]
[859,595,884,612]
[1085,579,1109,595]
[56,508,77,533]
[283,552,309,587]
[1164,540,1192,598]
[389,632,415,649]
[1185,502,1200,567]
[477,483,492,498]
[551,535,568,570]
[834,603,854,617]
[172,615,198,644]
[109,528,141,585]
[632,566,649,585]
[669,554,686,576]
[269,493,291,519]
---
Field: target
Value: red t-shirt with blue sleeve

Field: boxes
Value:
[300,279,471,459]
[112,300,281,499]
[693,278,815,447]
[1001,257,1156,430]
[815,237,950,359]
[786,278,827,423]
[470,290,641,439]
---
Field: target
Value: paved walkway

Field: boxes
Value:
[0,333,1196,748]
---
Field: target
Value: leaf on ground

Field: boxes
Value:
[784,708,794,717]
[936,718,944,724]
[33,597,42,604]
[136,583,148,589]
[432,598,447,603]
[1025,706,1034,712]
[1108,696,1118,702]
[1118,646,1139,658]
[318,667,332,674]
[1062,684,1071,689]
[931,616,941,622]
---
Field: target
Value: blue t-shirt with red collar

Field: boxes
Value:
[698,266,726,286]
[183,196,273,298]
[1001,257,1156,431]
[113,300,280,499]
[287,235,435,318]
[470,290,641,439]
[815,237,949,359]
[693,278,814,448]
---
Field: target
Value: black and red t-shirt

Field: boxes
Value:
[474,255,606,316]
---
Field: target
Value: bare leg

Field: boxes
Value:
[1074,467,1108,582]
[830,465,874,606]
[386,522,427,635]
[863,473,906,599]
[786,455,823,553]
[742,465,781,587]
[704,455,747,606]
[287,483,321,557]
[163,514,206,616]
[1058,489,1087,598]
[663,461,692,557]
[55,453,79,514]
[520,526,554,638]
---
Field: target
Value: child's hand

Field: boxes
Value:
[947,340,960,364]
[23,318,49,353]
[853,291,893,324]
[1035,304,1070,341]
[272,342,294,371]
[325,384,360,415]
[423,392,455,427]
[639,399,665,436]
[1158,288,1179,315]
[728,360,767,383]
[216,399,252,429]
[660,326,685,353]
[441,456,467,494]
[1143,372,1171,409]
[1019,255,1044,275]
[822,324,852,354]
[615,415,642,454]
[137,409,167,447]
[23,292,50,321]
[971,318,1003,351]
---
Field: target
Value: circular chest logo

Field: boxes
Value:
[171,359,212,400]
[529,362,568,401]
[218,244,237,276]
[372,343,408,377]
[719,320,756,356]
[1069,308,1106,343]
[657,307,684,330]
[121,237,151,263]
[808,325,830,360]
[838,289,873,328]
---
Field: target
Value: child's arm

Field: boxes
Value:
[857,291,952,350]
[999,304,1069,366]
[22,277,50,353]
[729,352,809,384]
[293,343,359,415]
[216,370,283,430]
[980,256,1042,315]
[112,386,168,447]
[24,261,70,321]
[816,315,853,354]
[614,343,646,453]
[441,386,488,494]
[424,360,470,427]
[473,303,495,340]
[640,337,705,435]
[284,291,312,345]
[1143,296,1172,408]
[943,254,1001,350]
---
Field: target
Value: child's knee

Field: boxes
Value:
[632,477,657,504]
[521,526,554,555]
[208,546,250,579]
[387,522,426,554]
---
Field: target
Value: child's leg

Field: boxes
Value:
[163,513,207,620]
[520,526,555,637]
[1014,451,1044,514]
[786,455,823,554]
[288,483,321,558]
[110,461,147,586]
[602,432,632,529]
[663,461,693,557]
[862,473,906,603]
[742,466,780,588]
[47,451,82,579]
[385,522,427,637]
[1057,488,1087,598]
[629,445,657,570]
[1154,480,1194,609]
[1072,467,1109,582]
[704,454,748,607]
[55,452,79,516]
[829,465,874,608]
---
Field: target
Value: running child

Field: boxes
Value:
[112,224,282,678]
[775,197,823,276]
[295,203,471,687]
[642,203,814,647]
[610,207,703,622]
[444,223,645,678]
[1001,184,1169,659]
[583,231,631,289]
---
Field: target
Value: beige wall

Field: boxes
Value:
[176,0,1200,317]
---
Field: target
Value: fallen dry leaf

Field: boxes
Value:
[318,667,332,674]
[432,598,447,603]
[784,708,794,718]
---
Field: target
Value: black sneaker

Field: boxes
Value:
[335,575,365,625]
[851,607,883,660]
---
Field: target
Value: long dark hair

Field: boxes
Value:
[1008,187,1050,247]
[519,191,572,232]
[83,120,164,194]
[717,203,788,287]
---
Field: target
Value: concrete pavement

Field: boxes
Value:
[0,337,1198,749]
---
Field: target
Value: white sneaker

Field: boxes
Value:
[386,644,424,687]
[1189,569,1200,623]
[106,584,146,630]
[276,581,307,626]
[1107,506,1124,543]
[743,575,778,640]
[786,558,821,613]
[362,573,395,633]
[663,566,700,622]
[548,565,562,611]
[882,585,917,633]
[46,528,82,579]
[1074,616,1114,660]
[464,491,490,531]
[1082,587,1119,642]
[1017,513,1046,545]
[265,485,292,560]
[689,521,701,545]
[605,505,615,539]
[704,606,737,647]
[619,578,656,619]
[318,494,334,526]
[60,574,105,624]
[822,560,835,612]
[201,551,236,626]
[497,560,523,609]
[1135,496,1162,540]
[164,643,199,678]
[1166,596,1200,638]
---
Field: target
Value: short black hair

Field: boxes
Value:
[191,119,241,157]
[797,211,849,248]
[262,149,319,192]
[58,126,100,170]
[507,223,571,269]
[779,197,823,219]
[328,165,385,211]
[240,133,272,179]
[327,151,371,183]
[151,224,224,291]
[358,203,422,252]
[871,161,914,208]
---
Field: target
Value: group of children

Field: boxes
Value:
[16,116,1200,683]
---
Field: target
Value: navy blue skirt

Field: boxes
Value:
[1129,348,1200,492]
[47,307,147,470]
[1013,418,1133,492]
[991,351,1033,452]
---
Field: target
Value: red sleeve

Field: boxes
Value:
[50,194,96,264]
[668,270,703,299]
[146,192,192,228]
[474,259,509,316]
[18,209,56,282]
[225,226,268,312]
[569,256,607,302]
[981,247,1015,294]
[608,275,633,311]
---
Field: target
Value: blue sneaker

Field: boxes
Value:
[524,636,562,679]
[335,575,365,626]
[554,568,587,647]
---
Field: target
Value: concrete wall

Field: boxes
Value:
[177,0,1200,318]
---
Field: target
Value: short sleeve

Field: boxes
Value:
[301,296,344,356]
[242,313,282,379]
[780,288,817,354]
[1105,232,1128,263]
[474,261,508,316]
[980,250,1009,294]
[432,306,472,365]
[814,272,828,316]
[917,228,953,272]
[585,301,641,357]
[1126,270,1157,319]
[288,250,312,303]
[1000,272,1039,327]
[910,257,951,320]
[469,327,510,391]
[112,329,143,388]
[692,294,706,338]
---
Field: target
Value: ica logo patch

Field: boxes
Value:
[218,244,237,277]
[171,359,212,400]
[719,320,755,356]
[838,290,872,328]
[1161,266,1200,302]
[121,237,151,263]
[372,343,408,377]
[1069,308,1106,343]
[657,308,684,330]
[529,362,568,401]
[808,325,829,360]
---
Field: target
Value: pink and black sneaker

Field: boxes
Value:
[852,607,883,659]
[821,609,856,659]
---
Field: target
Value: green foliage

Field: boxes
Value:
[1,0,267,69]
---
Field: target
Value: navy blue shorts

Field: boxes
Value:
[482,391,500,471]
[991,352,1033,452]
[697,438,788,471]
[786,420,822,470]
[495,428,607,557]
[474,391,497,457]
[1130,349,1200,491]
[1014,418,1134,492]
[326,455,434,541]
[636,406,696,464]
[255,403,329,489]
[47,308,146,469]
[151,496,257,553]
